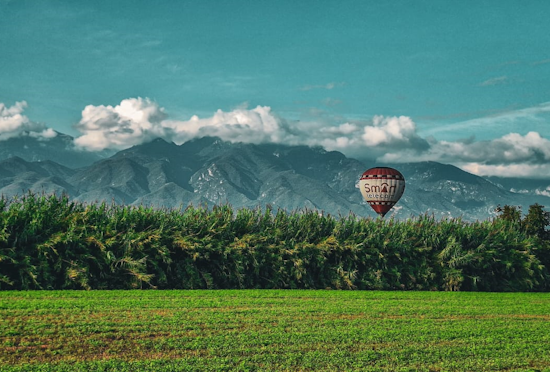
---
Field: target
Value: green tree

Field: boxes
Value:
[495,204,522,224]
[523,203,550,241]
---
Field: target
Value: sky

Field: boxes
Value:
[1,0,550,178]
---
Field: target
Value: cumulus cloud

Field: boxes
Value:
[73,97,429,159]
[453,132,549,164]
[454,132,550,178]
[165,106,293,145]
[72,97,550,178]
[0,101,57,141]
[74,97,167,151]
[378,131,550,178]
[536,186,550,197]
[363,116,417,146]
[74,99,300,151]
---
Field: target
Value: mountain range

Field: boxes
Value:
[1,134,549,220]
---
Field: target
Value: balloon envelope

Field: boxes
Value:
[359,167,405,217]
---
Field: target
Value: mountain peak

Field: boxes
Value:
[0,137,548,220]
[114,138,180,161]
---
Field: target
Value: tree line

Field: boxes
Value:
[0,193,549,291]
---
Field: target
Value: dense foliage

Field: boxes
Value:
[1,193,549,291]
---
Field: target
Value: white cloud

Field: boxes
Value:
[74,97,167,151]
[29,128,57,139]
[0,101,57,141]
[389,131,550,165]
[362,115,418,146]
[379,131,550,178]
[166,105,290,144]
[73,98,429,158]
[461,163,550,179]
[72,97,550,178]
[74,99,304,151]
[535,186,550,197]
[496,132,550,161]
[456,132,550,164]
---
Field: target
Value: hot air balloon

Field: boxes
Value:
[359,167,405,217]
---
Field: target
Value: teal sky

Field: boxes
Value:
[1,0,550,177]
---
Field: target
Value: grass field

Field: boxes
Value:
[1,290,550,371]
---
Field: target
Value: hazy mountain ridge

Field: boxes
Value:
[0,132,111,169]
[0,135,549,220]
[484,176,550,198]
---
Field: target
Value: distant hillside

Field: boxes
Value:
[0,136,549,220]
[0,132,111,168]
[484,176,550,198]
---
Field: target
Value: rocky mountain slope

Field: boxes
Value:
[1,136,549,220]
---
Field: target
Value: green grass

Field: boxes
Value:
[1,290,550,371]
